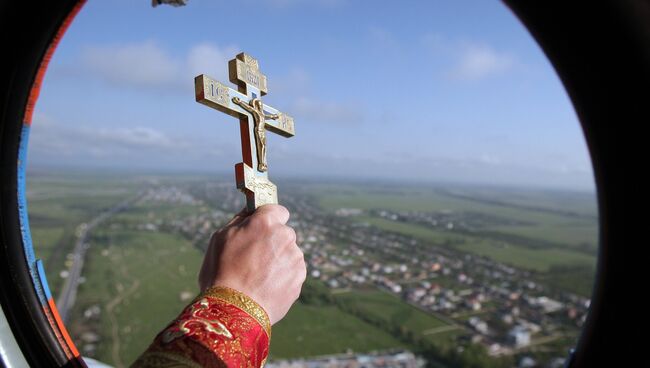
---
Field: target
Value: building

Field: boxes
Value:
[508,325,531,348]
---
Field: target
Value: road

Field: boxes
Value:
[55,195,140,323]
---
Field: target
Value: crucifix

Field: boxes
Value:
[194,53,295,212]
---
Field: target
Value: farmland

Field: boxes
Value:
[27,172,597,367]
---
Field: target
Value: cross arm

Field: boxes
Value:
[262,104,295,137]
[196,73,294,137]
[194,74,248,118]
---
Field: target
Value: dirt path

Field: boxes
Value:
[106,279,140,368]
[422,324,462,335]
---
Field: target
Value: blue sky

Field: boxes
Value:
[29,0,595,190]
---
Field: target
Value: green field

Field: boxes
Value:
[455,239,595,272]
[358,216,464,244]
[271,302,405,359]
[69,228,203,367]
[29,227,66,264]
[314,184,597,248]
[71,221,447,365]
[271,285,459,360]
[110,203,209,224]
[492,222,597,250]
[438,186,597,218]
[27,174,138,293]
[334,290,451,334]
[312,184,598,276]
[27,173,598,366]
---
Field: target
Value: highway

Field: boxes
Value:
[55,195,140,324]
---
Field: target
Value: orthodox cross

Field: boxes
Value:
[194,53,295,212]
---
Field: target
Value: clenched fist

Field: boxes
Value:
[198,204,306,325]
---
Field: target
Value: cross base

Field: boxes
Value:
[235,163,278,212]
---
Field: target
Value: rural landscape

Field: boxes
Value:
[27,170,598,368]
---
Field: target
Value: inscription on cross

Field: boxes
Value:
[194,53,295,212]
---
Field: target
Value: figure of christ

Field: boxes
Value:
[132,205,306,368]
[232,97,280,172]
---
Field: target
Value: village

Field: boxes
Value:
[117,182,590,368]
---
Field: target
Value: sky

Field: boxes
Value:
[29,0,595,191]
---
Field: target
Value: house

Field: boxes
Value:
[508,325,531,348]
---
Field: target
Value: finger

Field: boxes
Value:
[254,204,290,225]
[226,207,249,227]
[273,226,297,250]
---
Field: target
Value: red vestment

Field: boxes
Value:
[132,286,271,368]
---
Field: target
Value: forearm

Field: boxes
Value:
[133,205,304,367]
[131,286,271,368]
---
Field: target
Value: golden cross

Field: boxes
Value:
[194,53,295,212]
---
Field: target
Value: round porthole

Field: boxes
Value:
[1,1,646,367]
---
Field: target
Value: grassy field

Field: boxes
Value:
[314,184,597,248]
[356,215,595,272]
[29,227,66,265]
[334,290,451,334]
[69,228,203,367]
[271,286,460,360]
[454,238,595,272]
[492,222,597,250]
[438,186,597,218]
[68,213,462,365]
[312,184,598,274]
[271,302,405,359]
[110,203,209,224]
[358,216,464,244]
[26,173,598,366]
[27,174,138,293]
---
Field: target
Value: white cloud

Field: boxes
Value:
[78,41,362,126]
[291,96,364,125]
[29,114,192,160]
[82,41,179,88]
[187,42,239,82]
[270,68,365,125]
[81,41,239,91]
[420,35,516,81]
[449,43,514,81]
[28,115,593,190]
[27,113,245,173]
[93,127,181,151]
[268,149,595,191]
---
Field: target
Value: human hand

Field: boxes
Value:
[198,204,306,325]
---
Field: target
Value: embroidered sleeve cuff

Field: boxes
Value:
[131,286,271,368]
[200,286,272,339]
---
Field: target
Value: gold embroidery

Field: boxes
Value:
[200,286,271,338]
[162,298,234,344]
